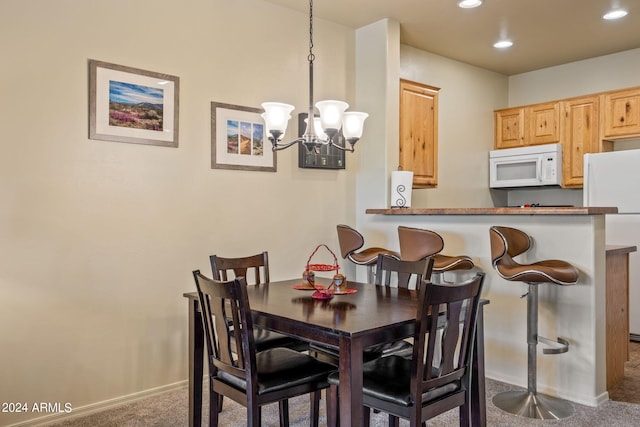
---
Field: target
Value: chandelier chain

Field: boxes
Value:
[308,0,315,63]
[261,0,365,153]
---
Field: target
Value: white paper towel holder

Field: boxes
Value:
[391,168,413,208]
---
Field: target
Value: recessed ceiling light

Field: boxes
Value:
[603,9,628,20]
[458,0,483,9]
[494,40,513,49]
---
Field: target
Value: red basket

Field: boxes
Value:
[306,244,340,273]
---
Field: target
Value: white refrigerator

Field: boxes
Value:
[584,149,640,339]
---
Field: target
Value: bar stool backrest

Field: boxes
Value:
[490,226,532,268]
[398,226,444,261]
[336,224,365,259]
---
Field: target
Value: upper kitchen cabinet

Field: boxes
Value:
[494,102,560,149]
[528,102,560,145]
[494,107,524,149]
[399,79,439,188]
[560,96,610,188]
[603,87,640,139]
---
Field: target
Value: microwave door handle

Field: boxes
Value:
[537,157,543,182]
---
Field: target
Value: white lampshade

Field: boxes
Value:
[315,100,348,132]
[342,112,368,139]
[304,117,328,141]
[261,102,295,134]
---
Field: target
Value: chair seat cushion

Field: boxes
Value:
[349,248,399,266]
[433,254,474,272]
[327,355,460,407]
[497,259,578,285]
[217,347,334,395]
[252,329,309,352]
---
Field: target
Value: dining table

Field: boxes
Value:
[184,276,489,427]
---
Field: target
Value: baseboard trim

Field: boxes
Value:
[8,380,188,427]
[630,333,640,342]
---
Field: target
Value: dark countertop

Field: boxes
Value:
[365,207,618,215]
[606,245,638,255]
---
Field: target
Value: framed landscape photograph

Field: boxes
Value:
[211,102,276,172]
[89,59,179,147]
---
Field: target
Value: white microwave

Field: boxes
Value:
[489,143,562,188]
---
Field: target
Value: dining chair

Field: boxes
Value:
[327,272,486,427]
[310,255,434,365]
[210,252,309,353]
[375,253,433,290]
[192,271,335,427]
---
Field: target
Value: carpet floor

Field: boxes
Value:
[45,377,640,427]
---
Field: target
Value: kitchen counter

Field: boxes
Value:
[358,207,616,407]
[366,207,618,215]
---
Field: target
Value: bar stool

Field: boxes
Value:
[397,226,474,283]
[336,224,399,283]
[489,225,579,420]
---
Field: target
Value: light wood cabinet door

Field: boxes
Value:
[603,87,640,138]
[494,107,524,149]
[495,102,559,149]
[527,102,560,145]
[399,79,439,188]
[560,96,600,188]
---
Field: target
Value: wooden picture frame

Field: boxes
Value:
[211,102,276,172]
[88,59,179,147]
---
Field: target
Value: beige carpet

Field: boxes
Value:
[45,378,640,427]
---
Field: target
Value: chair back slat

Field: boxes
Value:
[375,254,434,289]
[192,271,257,383]
[210,252,269,286]
[412,273,485,398]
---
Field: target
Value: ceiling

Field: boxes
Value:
[263,0,640,76]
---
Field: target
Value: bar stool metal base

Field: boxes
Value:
[493,390,574,420]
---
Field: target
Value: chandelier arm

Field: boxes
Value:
[271,137,304,151]
[329,140,355,153]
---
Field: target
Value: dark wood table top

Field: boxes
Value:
[185,277,421,347]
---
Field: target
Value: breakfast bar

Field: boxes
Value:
[363,206,618,407]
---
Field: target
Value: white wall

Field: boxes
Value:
[508,48,640,106]
[399,46,507,209]
[0,0,356,424]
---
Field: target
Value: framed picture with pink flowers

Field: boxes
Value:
[89,59,179,147]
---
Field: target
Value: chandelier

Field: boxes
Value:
[261,0,368,154]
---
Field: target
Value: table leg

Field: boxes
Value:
[189,297,204,427]
[339,336,363,427]
[471,303,487,427]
